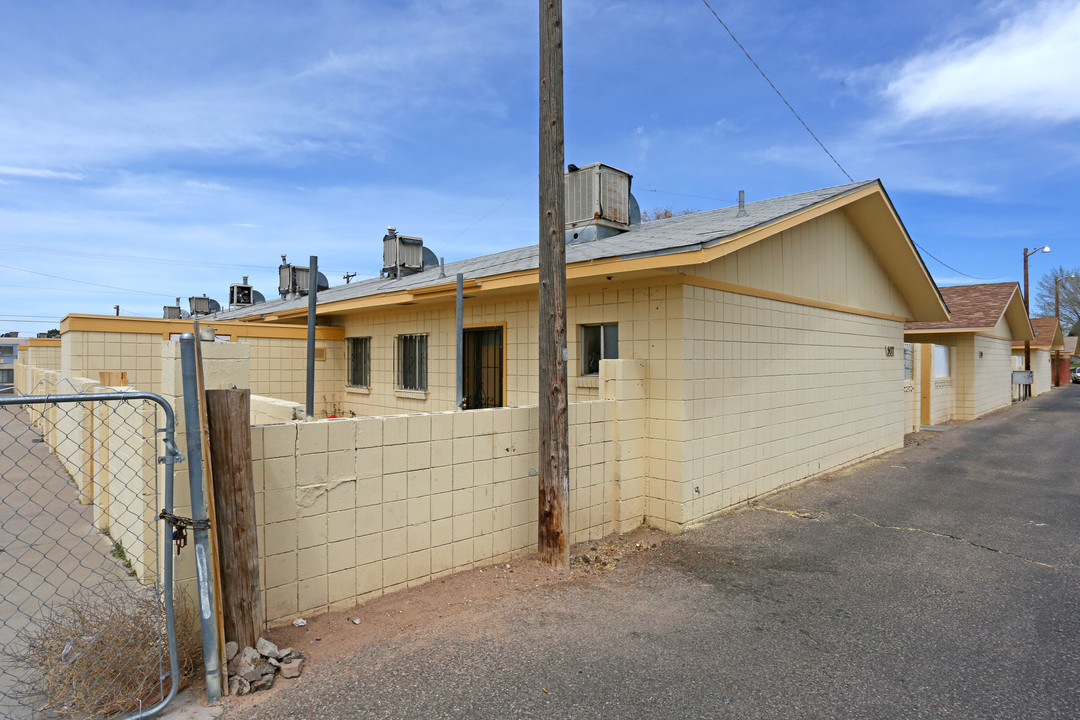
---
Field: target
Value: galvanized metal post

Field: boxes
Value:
[456,273,464,409]
[306,255,318,418]
[179,333,223,702]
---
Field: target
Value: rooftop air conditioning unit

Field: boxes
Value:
[163,305,183,319]
[278,256,330,299]
[189,295,220,316]
[381,227,425,279]
[230,276,254,308]
[565,163,632,230]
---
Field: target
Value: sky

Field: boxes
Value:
[1,0,1078,336]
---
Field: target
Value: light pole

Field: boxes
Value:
[1023,246,1051,398]
[1054,273,1077,386]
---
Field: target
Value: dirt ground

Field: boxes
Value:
[203,526,669,714]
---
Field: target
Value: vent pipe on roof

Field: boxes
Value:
[736,190,748,218]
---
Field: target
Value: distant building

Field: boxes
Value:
[0,334,20,393]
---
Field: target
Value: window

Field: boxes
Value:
[346,337,371,388]
[0,346,13,360]
[0,368,11,383]
[903,343,913,381]
[395,334,428,392]
[933,345,951,378]
[581,323,618,376]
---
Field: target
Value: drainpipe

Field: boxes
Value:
[456,273,464,409]
[306,255,317,419]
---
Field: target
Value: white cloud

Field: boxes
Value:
[885,0,1080,122]
[0,165,83,180]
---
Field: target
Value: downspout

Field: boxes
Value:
[306,255,317,419]
[456,273,464,409]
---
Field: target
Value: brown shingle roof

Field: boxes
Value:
[1014,316,1061,349]
[906,282,1018,330]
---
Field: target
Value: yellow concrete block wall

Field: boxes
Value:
[955,335,1013,420]
[905,343,920,433]
[1033,350,1052,396]
[673,283,906,528]
[253,400,627,625]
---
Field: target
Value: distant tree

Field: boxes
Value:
[640,207,700,223]
[1033,266,1080,334]
[46,328,60,338]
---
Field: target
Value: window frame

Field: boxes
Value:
[345,337,371,388]
[933,344,951,378]
[395,333,429,392]
[580,322,618,376]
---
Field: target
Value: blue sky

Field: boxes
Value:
[1,0,1078,336]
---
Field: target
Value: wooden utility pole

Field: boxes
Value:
[538,0,569,567]
[1024,248,1031,399]
[206,388,263,649]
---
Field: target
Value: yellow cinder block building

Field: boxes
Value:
[210,170,949,531]
[905,283,1033,428]
[1013,317,1065,397]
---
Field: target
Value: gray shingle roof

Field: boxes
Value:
[211,179,876,320]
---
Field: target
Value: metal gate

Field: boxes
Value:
[463,326,503,410]
[0,388,181,720]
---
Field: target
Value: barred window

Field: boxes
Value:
[346,337,371,388]
[0,368,12,383]
[581,323,618,376]
[396,333,428,392]
[903,343,913,381]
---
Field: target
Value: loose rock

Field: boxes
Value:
[251,673,275,692]
[279,658,304,679]
[228,646,260,678]
[224,641,239,662]
[228,675,250,696]
[256,637,280,659]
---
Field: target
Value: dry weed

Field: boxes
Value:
[5,583,199,719]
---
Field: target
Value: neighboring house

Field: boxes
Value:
[904,283,1033,427]
[1013,317,1065,397]
[0,334,20,393]
[1065,336,1079,369]
[210,167,949,531]
[1053,335,1077,386]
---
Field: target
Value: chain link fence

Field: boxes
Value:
[0,384,181,720]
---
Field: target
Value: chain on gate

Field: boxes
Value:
[0,390,183,720]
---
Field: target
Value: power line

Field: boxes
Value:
[910,241,1005,281]
[700,0,854,183]
[448,179,532,245]
[0,262,177,298]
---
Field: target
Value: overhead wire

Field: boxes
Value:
[699,0,854,183]
[910,242,1006,281]
[0,262,177,298]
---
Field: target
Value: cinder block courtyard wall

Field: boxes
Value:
[954,335,1013,420]
[905,344,920,434]
[12,367,163,585]
[251,358,647,625]
[58,316,345,416]
[1033,350,1052,396]
[15,339,61,392]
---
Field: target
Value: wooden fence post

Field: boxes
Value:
[206,388,263,649]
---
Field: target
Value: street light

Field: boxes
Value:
[1054,273,1078,386]
[1023,246,1051,398]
